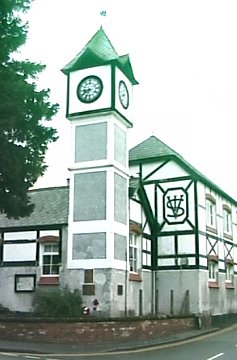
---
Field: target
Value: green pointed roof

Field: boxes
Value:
[129,135,237,206]
[61,27,138,85]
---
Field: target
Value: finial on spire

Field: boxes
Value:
[99,0,108,27]
[100,10,107,17]
[99,8,107,27]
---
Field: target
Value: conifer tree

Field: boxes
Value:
[0,0,59,218]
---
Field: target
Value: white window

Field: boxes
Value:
[206,199,216,228]
[142,238,151,267]
[223,208,232,235]
[208,260,218,281]
[42,243,60,276]
[129,233,139,272]
[226,263,234,282]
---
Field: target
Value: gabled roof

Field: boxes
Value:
[129,135,181,161]
[0,186,69,230]
[61,27,138,85]
[129,135,237,206]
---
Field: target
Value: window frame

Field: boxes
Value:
[208,260,217,281]
[129,232,139,273]
[142,238,151,268]
[225,262,234,283]
[223,205,232,237]
[83,269,95,295]
[206,198,216,229]
[41,242,60,277]
[208,258,219,287]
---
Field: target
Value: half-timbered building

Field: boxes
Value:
[0,28,237,319]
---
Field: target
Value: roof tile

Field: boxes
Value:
[0,186,69,229]
[61,27,138,84]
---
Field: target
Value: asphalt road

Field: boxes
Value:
[1,325,237,360]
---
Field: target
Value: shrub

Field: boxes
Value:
[32,287,83,318]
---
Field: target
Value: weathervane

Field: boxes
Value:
[99,0,107,27]
[100,10,107,17]
[99,8,107,27]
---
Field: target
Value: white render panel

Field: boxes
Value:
[110,116,129,171]
[142,209,150,234]
[197,204,207,233]
[144,184,155,210]
[199,256,207,267]
[187,257,196,266]
[199,233,207,256]
[159,236,175,255]
[39,230,60,237]
[129,199,142,224]
[219,241,225,261]
[3,243,36,262]
[67,258,124,270]
[159,258,175,266]
[69,114,129,174]
[197,182,206,207]
[178,234,196,254]
[4,231,37,241]
[70,220,108,234]
[141,160,189,181]
[68,66,111,115]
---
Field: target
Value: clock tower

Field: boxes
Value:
[62,27,138,316]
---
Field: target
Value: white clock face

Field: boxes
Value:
[77,75,103,103]
[119,80,129,109]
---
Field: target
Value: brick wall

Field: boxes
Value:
[0,316,195,344]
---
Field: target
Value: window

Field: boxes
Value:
[42,244,60,276]
[117,285,123,296]
[223,210,231,233]
[83,269,95,295]
[226,262,234,282]
[142,238,151,267]
[206,198,216,229]
[208,260,218,282]
[84,269,93,283]
[223,205,232,236]
[129,233,139,272]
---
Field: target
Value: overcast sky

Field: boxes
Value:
[20,0,237,199]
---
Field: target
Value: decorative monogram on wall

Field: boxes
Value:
[163,187,188,224]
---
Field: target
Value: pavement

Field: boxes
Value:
[0,327,220,355]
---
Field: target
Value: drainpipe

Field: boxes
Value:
[125,248,128,316]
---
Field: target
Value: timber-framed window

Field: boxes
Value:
[129,232,139,273]
[225,261,234,288]
[206,194,217,232]
[223,205,232,238]
[142,238,151,268]
[208,256,219,288]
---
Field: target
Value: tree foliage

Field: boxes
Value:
[0,0,59,218]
